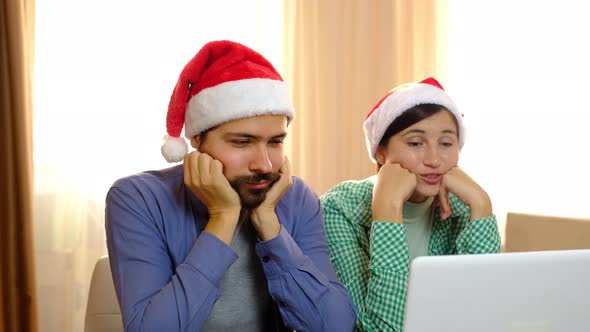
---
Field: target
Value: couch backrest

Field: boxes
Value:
[505,212,590,252]
[84,256,124,332]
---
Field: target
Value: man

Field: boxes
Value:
[105,40,356,331]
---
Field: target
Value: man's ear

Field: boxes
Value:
[190,136,200,150]
[375,145,387,165]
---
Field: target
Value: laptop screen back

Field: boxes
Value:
[403,250,590,332]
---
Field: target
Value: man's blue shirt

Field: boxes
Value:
[105,165,356,331]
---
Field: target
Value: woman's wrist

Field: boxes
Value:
[468,193,493,221]
[372,200,404,223]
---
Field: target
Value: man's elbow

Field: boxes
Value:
[320,291,357,331]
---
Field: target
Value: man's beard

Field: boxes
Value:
[229,172,281,209]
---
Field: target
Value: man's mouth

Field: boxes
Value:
[246,179,271,190]
[232,172,280,192]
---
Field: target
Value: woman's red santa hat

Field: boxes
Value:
[161,40,295,162]
[363,77,466,163]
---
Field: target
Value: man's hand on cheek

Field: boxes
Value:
[258,156,293,210]
[250,157,293,241]
[183,151,241,215]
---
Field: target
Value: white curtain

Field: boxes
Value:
[446,0,590,237]
[283,0,446,195]
[33,1,283,331]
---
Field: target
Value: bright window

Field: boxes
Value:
[447,0,590,233]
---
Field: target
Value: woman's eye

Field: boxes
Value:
[440,142,454,147]
[408,142,422,147]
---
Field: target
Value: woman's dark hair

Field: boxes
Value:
[378,104,450,147]
[375,104,455,169]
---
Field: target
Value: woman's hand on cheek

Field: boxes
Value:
[372,163,417,223]
[438,167,493,222]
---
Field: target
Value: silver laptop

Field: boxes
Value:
[403,249,590,332]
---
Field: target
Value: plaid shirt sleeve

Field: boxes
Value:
[321,179,410,332]
[429,194,502,256]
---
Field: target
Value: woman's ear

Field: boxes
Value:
[375,145,387,165]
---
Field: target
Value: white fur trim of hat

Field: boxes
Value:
[363,77,465,163]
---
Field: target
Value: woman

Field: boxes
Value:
[321,77,501,332]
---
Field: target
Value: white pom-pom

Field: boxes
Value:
[161,134,188,162]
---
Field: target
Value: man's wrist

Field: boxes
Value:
[204,208,242,245]
[209,207,241,220]
[251,207,281,241]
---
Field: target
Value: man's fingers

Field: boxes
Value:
[183,154,191,186]
[280,156,292,181]
[210,159,226,186]
[283,156,291,171]
[187,152,203,185]
[197,153,212,183]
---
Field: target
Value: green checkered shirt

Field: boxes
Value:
[321,176,501,332]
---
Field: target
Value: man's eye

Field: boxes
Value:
[408,142,422,147]
[441,142,454,147]
[232,140,249,145]
[270,139,284,145]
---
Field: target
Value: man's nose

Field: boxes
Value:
[249,146,273,173]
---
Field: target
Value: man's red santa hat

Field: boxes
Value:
[161,40,295,162]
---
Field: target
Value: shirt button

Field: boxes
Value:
[262,256,270,263]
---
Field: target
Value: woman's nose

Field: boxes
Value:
[423,146,441,168]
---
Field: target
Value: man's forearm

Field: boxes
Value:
[250,208,281,241]
[257,228,357,331]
